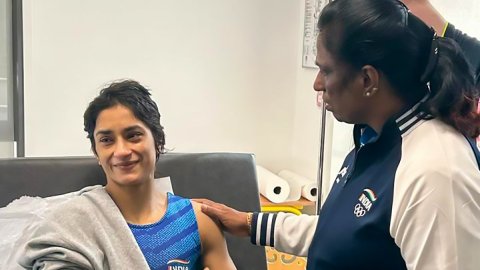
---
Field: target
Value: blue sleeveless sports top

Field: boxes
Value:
[129,193,201,270]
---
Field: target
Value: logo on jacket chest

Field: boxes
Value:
[335,166,349,183]
[353,188,377,218]
[167,259,190,270]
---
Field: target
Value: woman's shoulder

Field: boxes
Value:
[397,119,479,189]
[403,118,470,158]
[166,192,194,205]
[18,187,115,269]
[42,186,112,224]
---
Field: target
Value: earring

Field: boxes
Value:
[364,87,378,97]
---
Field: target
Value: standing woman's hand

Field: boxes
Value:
[192,199,251,237]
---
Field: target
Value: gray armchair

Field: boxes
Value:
[0,152,267,270]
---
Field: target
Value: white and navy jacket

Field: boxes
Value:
[251,101,480,270]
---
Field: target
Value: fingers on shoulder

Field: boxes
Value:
[192,198,225,208]
[192,202,228,258]
[192,202,222,230]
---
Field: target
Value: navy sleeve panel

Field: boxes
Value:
[445,23,480,86]
[464,135,480,169]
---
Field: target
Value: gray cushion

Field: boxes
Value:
[0,152,266,270]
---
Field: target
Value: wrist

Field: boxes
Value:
[405,1,447,35]
[440,22,448,37]
[246,212,253,236]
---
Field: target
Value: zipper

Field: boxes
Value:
[343,145,364,187]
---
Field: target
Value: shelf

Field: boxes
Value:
[260,195,315,207]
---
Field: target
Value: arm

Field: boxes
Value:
[193,199,318,257]
[444,24,480,85]
[192,202,236,270]
[390,162,480,269]
[401,0,446,35]
[18,221,93,270]
[402,0,480,84]
[251,212,318,257]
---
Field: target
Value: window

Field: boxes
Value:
[0,0,23,158]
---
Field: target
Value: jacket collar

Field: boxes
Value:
[395,94,431,136]
[353,94,431,147]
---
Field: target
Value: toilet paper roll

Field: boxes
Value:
[275,172,302,202]
[256,166,291,203]
[278,170,318,201]
[300,182,318,201]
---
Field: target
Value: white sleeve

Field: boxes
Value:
[390,164,480,270]
[250,212,318,257]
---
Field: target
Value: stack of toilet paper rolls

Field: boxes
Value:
[256,165,318,203]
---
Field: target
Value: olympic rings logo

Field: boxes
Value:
[353,203,366,217]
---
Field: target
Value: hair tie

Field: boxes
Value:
[420,32,439,84]
[398,1,409,27]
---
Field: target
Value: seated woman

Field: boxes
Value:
[19,80,236,270]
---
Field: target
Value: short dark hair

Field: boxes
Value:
[83,79,166,159]
[318,0,480,137]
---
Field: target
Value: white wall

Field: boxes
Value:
[22,0,301,172]
[289,0,322,183]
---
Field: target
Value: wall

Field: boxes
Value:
[22,0,301,172]
[289,2,320,181]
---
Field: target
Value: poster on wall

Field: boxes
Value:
[302,0,329,68]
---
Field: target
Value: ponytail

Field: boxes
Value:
[424,37,480,138]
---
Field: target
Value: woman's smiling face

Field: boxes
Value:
[94,104,157,187]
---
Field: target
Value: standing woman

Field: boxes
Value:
[196,0,480,269]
